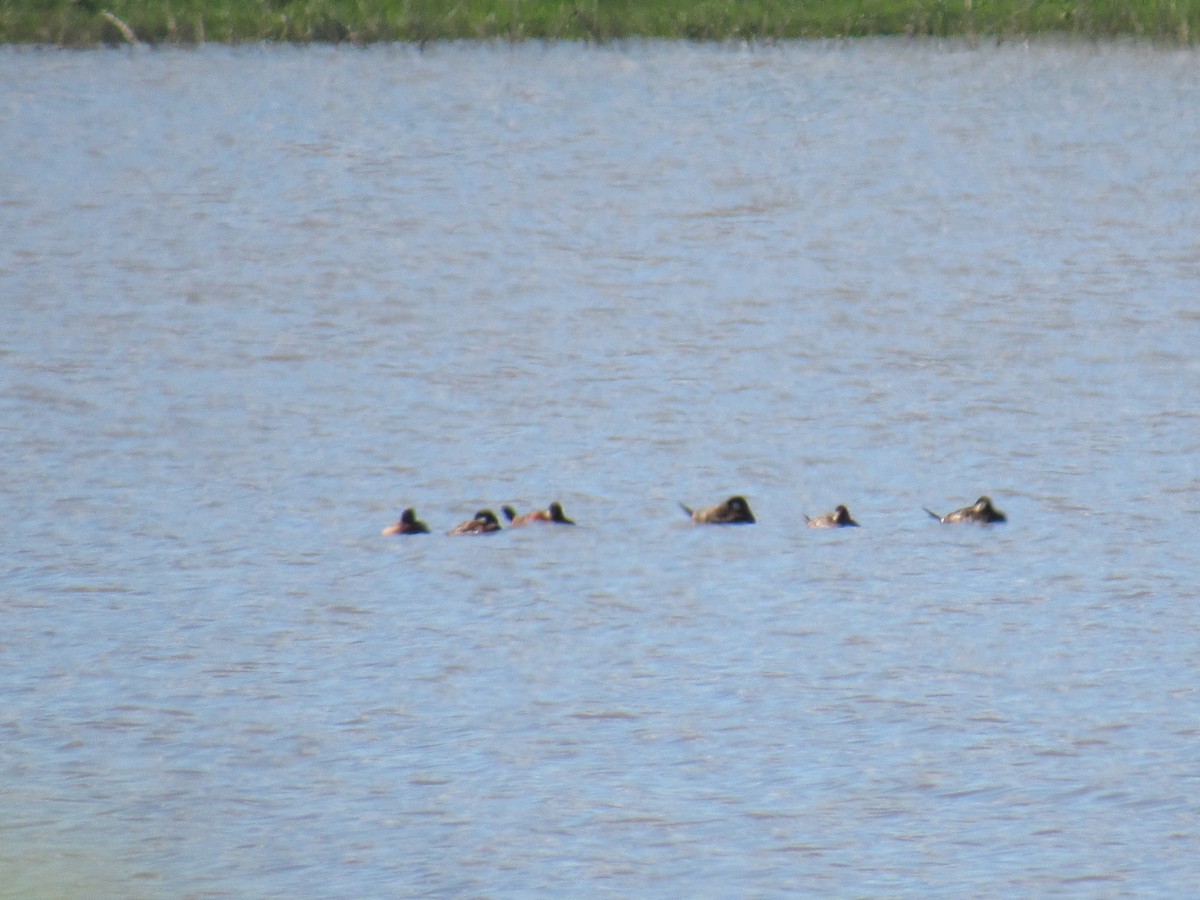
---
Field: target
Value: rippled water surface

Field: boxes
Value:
[3,40,1200,896]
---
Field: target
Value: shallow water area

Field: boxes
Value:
[3,39,1200,896]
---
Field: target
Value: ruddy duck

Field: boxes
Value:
[381,507,430,535]
[924,496,1006,524]
[805,505,859,528]
[448,509,502,535]
[502,502,575,526]
[680,495,756,525]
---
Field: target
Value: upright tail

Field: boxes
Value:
[678,502,693,518]
[923,508,942,521]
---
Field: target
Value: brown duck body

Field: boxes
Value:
[680,495,756,525]
[925,496,1006,524]
[502,502,575,526]
[448,509,502,535]
[805,505,859,529]
[381,508,430,535]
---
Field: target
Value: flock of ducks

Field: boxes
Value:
[381,502,576,535]
[381,495,1007,535]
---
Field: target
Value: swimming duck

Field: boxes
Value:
[804,504,859,528]
[924,496,1006,524]
[502,502,575,526]
[381,508,430,535]
[680,495,756,525]
[448,509,502,535]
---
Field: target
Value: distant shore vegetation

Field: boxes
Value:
[3,0,1196,46]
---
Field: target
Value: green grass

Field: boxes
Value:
[2,0,1196,45]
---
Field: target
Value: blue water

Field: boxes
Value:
[3,40,1200,896]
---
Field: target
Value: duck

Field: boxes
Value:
[679,495,756,525]
[447,509,502,535]
[502,501,575,526]
[924,496,1006,524]
[804,504,859,528]
[381,508,430,535]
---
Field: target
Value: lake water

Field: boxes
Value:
[3,38,1200,897]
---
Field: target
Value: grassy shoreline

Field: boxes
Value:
[2,0,1196,46]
